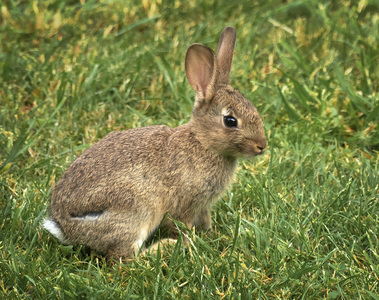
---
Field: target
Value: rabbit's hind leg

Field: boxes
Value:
[105,216,161,259]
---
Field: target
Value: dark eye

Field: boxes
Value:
[224,115,238,128]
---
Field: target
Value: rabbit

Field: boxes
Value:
[43,26,267,258]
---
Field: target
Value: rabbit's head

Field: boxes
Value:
[186,27,267,158]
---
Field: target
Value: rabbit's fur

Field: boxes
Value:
[43,27,267,258]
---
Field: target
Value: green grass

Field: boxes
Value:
[1,0,378,298]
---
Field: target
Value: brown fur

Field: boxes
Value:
[44,27,267,258]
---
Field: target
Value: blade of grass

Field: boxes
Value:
[277,86,302,121]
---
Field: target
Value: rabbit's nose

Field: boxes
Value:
[256,138,267,154]
[257,145,265,152]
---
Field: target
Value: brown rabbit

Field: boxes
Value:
[43,27,267,258]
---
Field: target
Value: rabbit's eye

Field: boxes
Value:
[224,115,238,128]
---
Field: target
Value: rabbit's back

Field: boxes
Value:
[50,126,174,217]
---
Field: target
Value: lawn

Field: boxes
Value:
[0,0,378,298]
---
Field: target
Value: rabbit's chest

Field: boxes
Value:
[163,152,237,201]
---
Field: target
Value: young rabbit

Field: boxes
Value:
[43,27,267,258]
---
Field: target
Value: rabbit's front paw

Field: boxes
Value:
[193,209,212,231]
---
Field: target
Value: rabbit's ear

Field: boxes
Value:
[216,27,236,85]
[185,44,217,102]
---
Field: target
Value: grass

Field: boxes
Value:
[0,0,378,298]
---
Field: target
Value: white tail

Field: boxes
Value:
[42,218,67,244]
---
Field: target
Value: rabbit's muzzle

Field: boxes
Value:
[240,136,267,156]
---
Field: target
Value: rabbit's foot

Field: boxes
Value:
[142,238,177,256]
